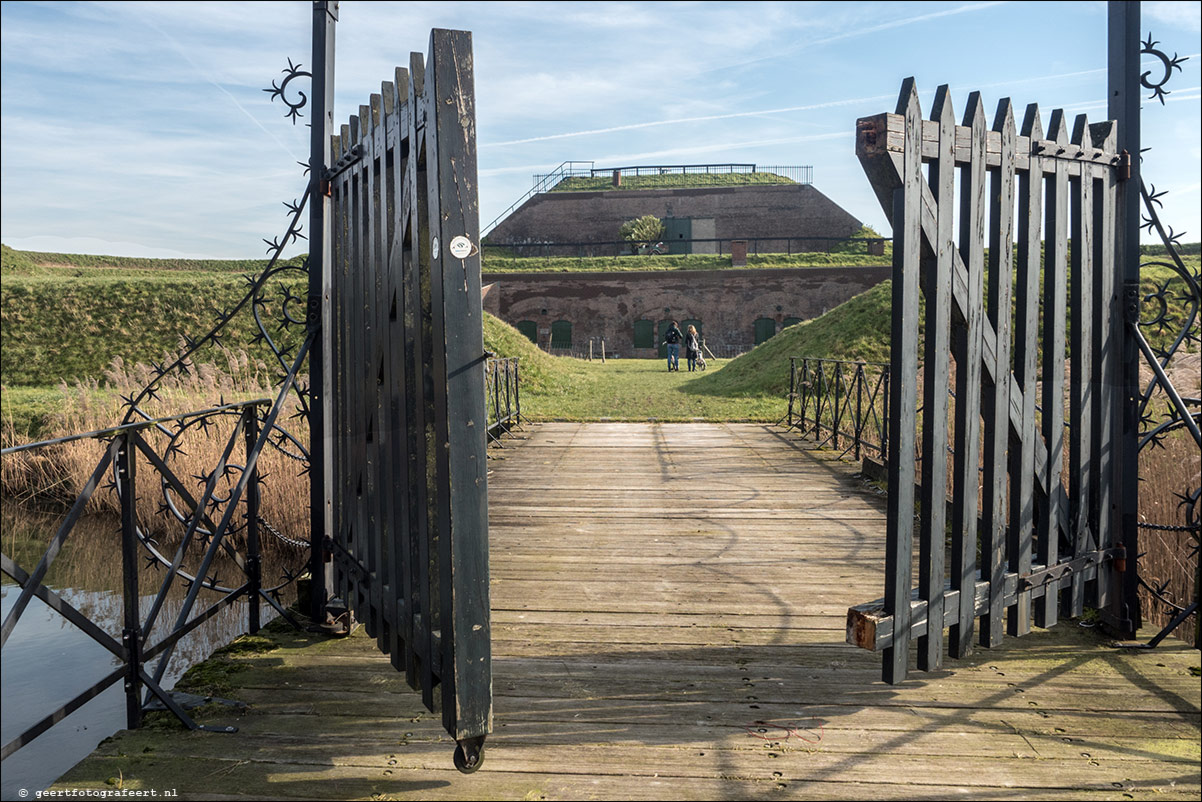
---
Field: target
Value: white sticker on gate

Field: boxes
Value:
[449,235,472,259]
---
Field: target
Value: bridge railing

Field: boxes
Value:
[782,357,890,463]
[0,397,300,760]
[484,357,521,445]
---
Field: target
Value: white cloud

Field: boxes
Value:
[1145,1,1202,33]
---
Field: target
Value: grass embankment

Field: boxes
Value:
[480,249,891,273]
[3,245,1197,433]
[1,245,307,389]
[549,172,796,192]
[483,313,780,420]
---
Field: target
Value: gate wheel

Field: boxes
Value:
[454,736,485,774]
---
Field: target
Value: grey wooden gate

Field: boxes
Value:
[848,79,1127,683]
[323,29,491,768]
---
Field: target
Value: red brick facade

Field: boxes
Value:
[482,265,890,357]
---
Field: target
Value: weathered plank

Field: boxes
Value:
[51,423,1200,802]
[917,85,954,672]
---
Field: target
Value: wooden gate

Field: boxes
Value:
[323,29,491,767]
[848,79,1127,682]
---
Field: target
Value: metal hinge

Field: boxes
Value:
[1116,150,1132,181]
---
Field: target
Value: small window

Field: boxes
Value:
[633,319,654,349]
[754,317,776,345]
[782,316,803,329]
[516,320,538,344]
[551,320,572,349]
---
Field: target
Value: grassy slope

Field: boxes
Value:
[2,247,308,386]
[480,249,891,273]
[689,281,895,400]
[3,245,1197,431]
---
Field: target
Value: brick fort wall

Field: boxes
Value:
[482,265,890,357]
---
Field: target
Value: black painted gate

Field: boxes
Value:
[322,29,491,768]
[848,79,1128,683]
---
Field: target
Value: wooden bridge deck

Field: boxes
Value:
[54,423,1200,800]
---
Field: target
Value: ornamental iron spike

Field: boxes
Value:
[1140,33,1188,104]
[264,57,312,124]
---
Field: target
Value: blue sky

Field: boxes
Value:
[1,1,1199,259]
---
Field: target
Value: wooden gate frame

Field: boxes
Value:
[848,79,1126,683]
[323,28,491,768]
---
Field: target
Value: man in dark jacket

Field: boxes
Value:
[663,321,683,372]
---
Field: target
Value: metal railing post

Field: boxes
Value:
[855,364,864,461]
[787,357,797,428]
[493,360,501,427]
[117,433,143,730]
[804,358,813,435]
[503,360,512,426]
[514,360,522,423]
[833,362,844,450]
[243,407,261,635]
[882,368,891,463]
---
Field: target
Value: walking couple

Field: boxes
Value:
[662,321,703,372]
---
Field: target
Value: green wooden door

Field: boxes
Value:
[633,319,654,349]
[516,320,537,344]
[754,317,777,345]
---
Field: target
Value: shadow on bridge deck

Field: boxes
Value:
[51,422,1200,800]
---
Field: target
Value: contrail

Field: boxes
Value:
[136,14,302,163]
[806,1,1009,48]
[703,1,1010,75]
[484,94,895,148]
[485,52,1201,151]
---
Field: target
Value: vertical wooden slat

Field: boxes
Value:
[383,71,411,675]
[949,92,986,658]
[361,100,383,644]
[371,91,393,653]
[331,131,350,606]
[918,84,955,672]
[1008,104,1043,638]
[1036,110,1070,629]
[426,28,492,741]
[1091,121,1118,614]
[377,79,398,667]
[349,112,369,619]
[393,66,420,685]
[980,98,1015,647]
[883,78,923,684]
[1068,115,1095,619]
[408,49,437,709]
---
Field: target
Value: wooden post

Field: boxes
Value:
[309,0,337,623]
[1107,0,1142,638]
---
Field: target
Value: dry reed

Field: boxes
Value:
[2,347,311,564]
